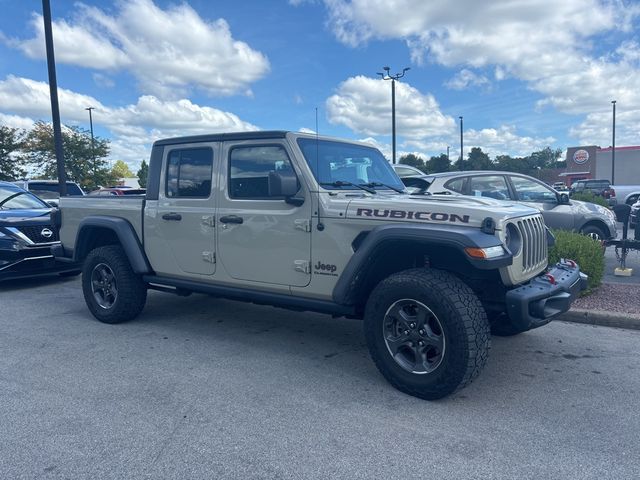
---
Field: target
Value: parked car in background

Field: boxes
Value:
[396,170,617,240]
[629,199,639,236]
[552,182,569,191]
[88,187,146,196]
[13,180,84,207]
[570,179,616,205]
[391,164,432,192]
[612,184,640,206]
[0,181,79,281]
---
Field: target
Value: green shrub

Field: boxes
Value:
[548,230,604,294]
[570,191,610,208]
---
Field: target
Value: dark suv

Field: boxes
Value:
[570,179,616,204]
[0,181,79,281]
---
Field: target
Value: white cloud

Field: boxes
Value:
[403,125,554,158]
[0,113,35,131]
[0,76,258,167]
[326,75,455,139]
[9,0,270,98]
[445,69,490,90]
[317,0,640,121]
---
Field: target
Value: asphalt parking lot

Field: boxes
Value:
[2,276,640,479]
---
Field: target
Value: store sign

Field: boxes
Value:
[573,149,589,165]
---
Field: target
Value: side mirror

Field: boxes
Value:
[268,171,304,206]
[558,193,570,205]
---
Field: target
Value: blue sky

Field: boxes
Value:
[1,0,639,170]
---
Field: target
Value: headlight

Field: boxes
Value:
[504,223,522,255]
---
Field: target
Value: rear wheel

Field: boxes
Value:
[82,245,147,324]
[364,268,490,400]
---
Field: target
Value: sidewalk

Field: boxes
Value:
[559,224,640,330]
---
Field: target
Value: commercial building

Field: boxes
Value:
[560,145,640,186]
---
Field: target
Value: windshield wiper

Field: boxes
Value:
[359,182,405,194]
[319,181,376,194]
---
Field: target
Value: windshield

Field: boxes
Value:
[297,138,405,191]
[0,186,49,209]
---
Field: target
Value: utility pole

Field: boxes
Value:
[459,116,464,163]
[446,145,450,162]
[611,100,616,184]
[377,66,410,164]
[86,107,96,178]
[42,0,67,196]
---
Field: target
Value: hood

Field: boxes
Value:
[0,208,53,226]
[569,199,611,216]
[345,193,538,229]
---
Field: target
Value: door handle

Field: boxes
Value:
[219,215,243,224]
[162,213,182,221]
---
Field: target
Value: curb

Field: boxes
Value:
[559,308,640,331]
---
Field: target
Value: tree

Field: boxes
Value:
[398,153,426,172]
[0,125,26,181]
[111,160,134,179]
[24,121,114,190]
[467,147,492,170]
[527,147,563,170]
[494,154,530,174]
[137,160,148,188]
[425,154,451,173]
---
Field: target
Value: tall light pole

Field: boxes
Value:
[85,106,96,177]
[377,66,410,164]
[42,0,67,196]
[446,145,450,162]
[459,116,464,163]
[611,100,616,184]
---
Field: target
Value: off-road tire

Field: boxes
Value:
[488,312,529,336]
[82,245,147,324]
[364,268,490,400]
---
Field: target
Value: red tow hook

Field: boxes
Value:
[544,273,556,285]
[561,259,577,268]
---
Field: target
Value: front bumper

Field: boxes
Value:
[505,260,588,331]
[0,242,79,282]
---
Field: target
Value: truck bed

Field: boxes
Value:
[59,196,145,251]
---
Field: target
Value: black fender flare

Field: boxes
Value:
[332,223,511,306]
[74,215,152,274]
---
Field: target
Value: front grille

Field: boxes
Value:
[513,215,547,274]
[16,225,60,244]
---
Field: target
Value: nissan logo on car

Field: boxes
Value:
[41,228,53,239]
[573,149,589,165]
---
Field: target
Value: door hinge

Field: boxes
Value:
[201,215,215,227]
[202,251,216,263]
[294,219,312,232]
[294,260,311,274]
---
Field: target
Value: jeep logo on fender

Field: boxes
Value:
[314,261,338,276]
[356,208,470,223]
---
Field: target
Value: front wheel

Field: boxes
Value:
[580,224,606,241]
[82,245,147,324]
[364,268,490,400]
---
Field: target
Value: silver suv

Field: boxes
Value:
[395,169,617,240]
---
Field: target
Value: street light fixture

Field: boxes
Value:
[377,66,410,164]
[611,100,616,184]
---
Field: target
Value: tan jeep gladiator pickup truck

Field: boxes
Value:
[53,131,586,399]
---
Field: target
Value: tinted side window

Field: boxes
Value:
[229,145,294,199]
[468,175,510,200]
[444,177,466,194]
[166,148,213,198]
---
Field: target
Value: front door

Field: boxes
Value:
[217,141,311,287]
[148,144,217,276]
[508,175,572,230]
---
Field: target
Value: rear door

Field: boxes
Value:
[144,143,217,277]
